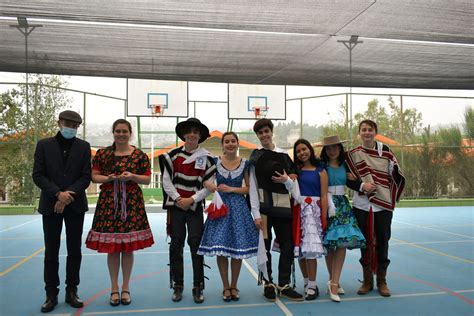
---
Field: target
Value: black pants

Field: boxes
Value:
[264,216,294,287]
[353,207,393,270]
[169,207,204,288]
[42,211,85,296]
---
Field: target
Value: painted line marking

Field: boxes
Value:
[0,218,40,233]
[390,239,474,246]
[286,289,474,304]
[0,250,182,259]
[242,259,293,316]
[392,237,474,264]
[391,272,474,305]
[393,219,474,239]
[83,302,274,315]
[0,247,45,277]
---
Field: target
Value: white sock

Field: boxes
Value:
[307,280,317,293]
[304,278,309,290]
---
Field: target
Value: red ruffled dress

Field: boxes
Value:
[86,146,154,253]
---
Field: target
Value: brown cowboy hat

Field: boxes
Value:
[175,118,210,143]
[322,135,348,146]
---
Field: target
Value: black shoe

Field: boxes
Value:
[230,288,240,301]
[65,289,84,308]
[279,285,304,301]
[192,287,204,304]
[222,288,232,302]
[121,290,131,305]
[172,287,183,302]
[109,292,120,306]
[41,296,58,313]
[263,283,276,301]
[305,286,319,301]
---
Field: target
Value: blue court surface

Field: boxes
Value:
[0,206,473,315]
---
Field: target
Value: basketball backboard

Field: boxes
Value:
[228,83,286,120]
[127,79,188,117]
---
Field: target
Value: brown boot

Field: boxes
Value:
[357,266,374,295]
[376,268,391,297]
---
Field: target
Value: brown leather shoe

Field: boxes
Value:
[357,266,374,295]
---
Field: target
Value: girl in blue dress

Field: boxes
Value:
[198,132,262,302]
[273,138,328,301]
[320,135,366,302]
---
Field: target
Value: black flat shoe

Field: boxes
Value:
[109,292,120,306]
[121,290,131,305]
[230,288,240,301]
[222,288,231,302]
[41,296,58,313]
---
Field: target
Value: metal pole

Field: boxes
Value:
[24,28,29,135]
[349,47,353,141]
[137,117,142,149]
[83,93,87,140]
[345,93,349,141]
[400,95,405,166]
[300,99,303,138]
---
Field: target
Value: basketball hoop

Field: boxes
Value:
[151,104,165,117]
[252,106,268,119]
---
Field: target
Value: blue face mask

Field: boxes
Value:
[60,127,77,139]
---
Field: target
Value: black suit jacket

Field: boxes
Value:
[32,136,92,215]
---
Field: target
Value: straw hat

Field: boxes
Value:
[322,135,348,146]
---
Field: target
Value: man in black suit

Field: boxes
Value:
[32,110,91,313]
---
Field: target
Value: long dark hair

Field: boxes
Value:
[320,143,345,166]
[293,139,321,172]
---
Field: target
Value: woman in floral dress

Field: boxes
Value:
[86,119,154,306]
[320,135,366,302]
[198,132,262,302]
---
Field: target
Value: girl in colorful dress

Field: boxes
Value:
[320,135,366,302]
[198,132,262,302]
[86,119,154,306]
[273,138,328,300]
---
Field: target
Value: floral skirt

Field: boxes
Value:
[323,195,366,250]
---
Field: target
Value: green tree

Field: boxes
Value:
[0,74,70,204]
[464,107,474,140]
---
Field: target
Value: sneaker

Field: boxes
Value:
[192,287,204,304]
[279,285,304,301]
[171,287,183,302]
[305,286,319,301]
[263,283,276,301]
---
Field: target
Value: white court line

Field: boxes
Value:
[393,219,474,239]
[0,218,40,233]
[390,239,474,246]
[242,259,293,316]
[0,250,185,260]
[424,224,474,228]
[286,289,474,304]
[83,302,274,315]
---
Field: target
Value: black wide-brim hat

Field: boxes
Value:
[175,118,210,143]
[255,150,289,194]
